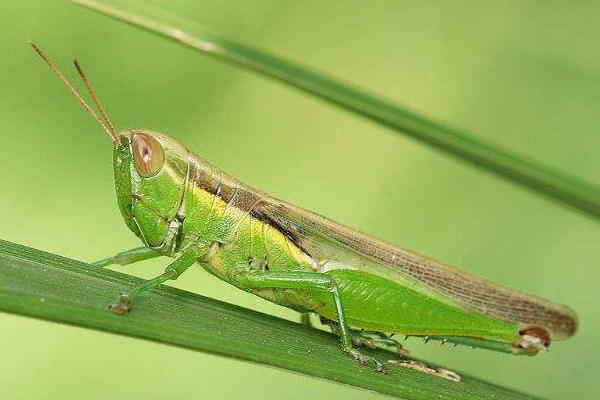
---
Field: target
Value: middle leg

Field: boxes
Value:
[320,317,408,357]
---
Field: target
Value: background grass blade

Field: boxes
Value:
[0,239,540,400]
[70,0,600,220]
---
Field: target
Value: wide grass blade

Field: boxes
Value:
[0,239,540,400]
[69,0,600,220]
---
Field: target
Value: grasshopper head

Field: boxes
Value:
[30,44,191,252]
[113,130,189,249]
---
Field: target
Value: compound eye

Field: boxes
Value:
[131,132,165,178]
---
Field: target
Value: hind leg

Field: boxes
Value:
[235,270,387,373]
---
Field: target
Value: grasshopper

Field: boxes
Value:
[31,43,577,380]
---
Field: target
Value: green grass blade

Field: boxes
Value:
[0,239,539,400]
[69,0,600,220]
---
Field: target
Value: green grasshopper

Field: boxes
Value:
[31,43,577,381]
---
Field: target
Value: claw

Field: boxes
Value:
[110,303,129,315]
[396,346,409,357]
[110,293,131,315]
[372,358,388,374]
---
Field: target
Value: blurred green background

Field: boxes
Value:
[1,1,599,399]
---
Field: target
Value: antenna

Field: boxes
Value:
[73,60,115,135]
[29,42,119,144]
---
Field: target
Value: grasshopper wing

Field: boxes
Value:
[255,198,577,340]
